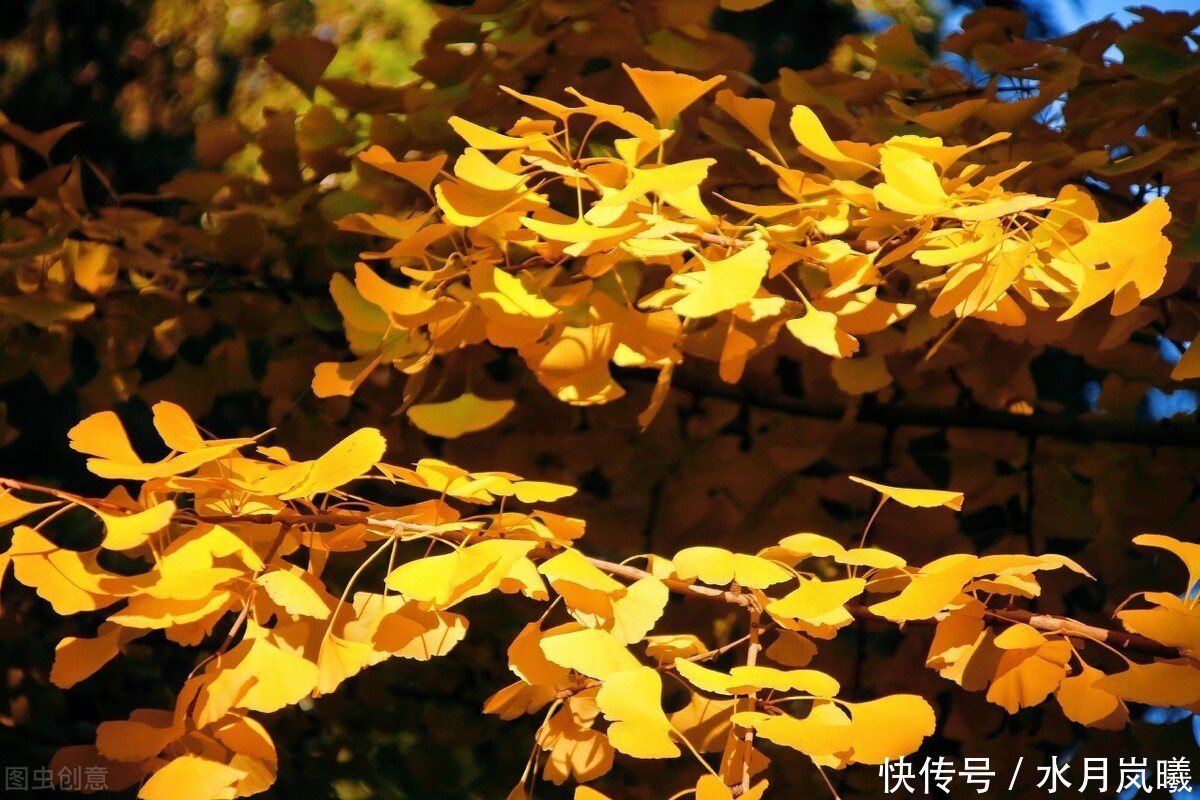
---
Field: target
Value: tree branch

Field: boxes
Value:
[640,371,1200,449]
[183,511,1189,662]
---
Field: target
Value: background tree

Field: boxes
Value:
[2,1,1200,798]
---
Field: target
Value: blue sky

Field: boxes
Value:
[941,0,1200,36]
[1049,0,1200,30]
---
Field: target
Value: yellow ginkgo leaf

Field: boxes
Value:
[386,539,537,609]
[992,623,1047,650]
[674,658,840,697]
[1118,594,1200,654]
[540,550,667,643]
[138,756,247,800]
[69,410,246,481]
[315,634,376,696]
[986,639,1071,713]
[359,146,446,195]
[830,354,892,395]
[765,630,818,667]
[7,526,129,614]
[672,545,791,589]
[1133,534,1200,594]
[257,568,333,620]
[869,555,978,622]
[732,709,854,758]
[1171,342,1200,381]
[766,578,865,625]
[695,774,768,800]
[352,262,441,323]
[148,402,207,451]
[789,106,875,179]
[843,695,937,763]
[373,605,469,660]
[622,65,724,127]
[97,709,179,763]
[0,490,57,526]
[874,147,950,216]
[522,216,644,258]
[407,393,515,438]
[475,263,560,321]
[595,666,680,758]
[540,627,640,680]
[1057,664,1129,729]
[1095,661,1200,707]
[454,148,526,192]
[280,428,386,500]
[50,623,131,689]
[785,299,860,358]
[448,116,548,150]
[714,90,779,155]
[97,501,176,552]
[672,241,770,319]
[512,480,577,504]
[536,696,615,783]
[644,634,708,663]
[849,475,964,510]
[198,628,320,722]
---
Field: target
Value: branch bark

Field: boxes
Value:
[640,370,1200,449]
[186,512,1189,661]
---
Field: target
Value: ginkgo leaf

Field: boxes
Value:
[714,90,779,155]
[1118,594,1200,653]
[1172,342,1200,381]
[992,623,1046,650]
[97,501,176,552]
[672,545,791,589]
[674,658,840,697]
[316,634,376,696]
[537,696,615,783]
[595,666,680,758]
[138,755,247,800]
[645,634,708,663]
[766,630,818,667]
[672,242,770,319]
[68,410,245,480]
[540,627,640,680]
[790,106,874,179]
[51,623,134,689]
[874,147,950,215]
[869,555,978,621]
[622,66,724,127]
[842,695,937,763]
[0,490,58,526]
[733,709,854,758]
[785,298,860,358]
[279,428,386,500]
[766,578,865,624]
[1096,661,1200,707]
[358,146,446,196]
[407,393,515,438]
[696,774,768,800]
[512,481,577,503]
[1057,664,1128,729]
[7,526,129,614]
[1133,534,1200,594]
[152,401,253,452]
[386,539,537,609]
[985,639,1071,713]
[372,603,469,660]
[97,709,179,763]
[257,568,332,619]
[849,476,964,510]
